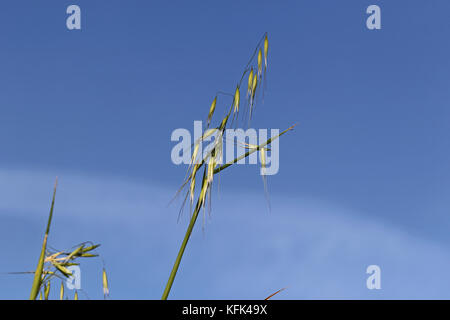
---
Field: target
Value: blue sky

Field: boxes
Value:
[1,1,450,299]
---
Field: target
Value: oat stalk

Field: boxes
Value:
[29,177,58,300]
[162,33,295,300]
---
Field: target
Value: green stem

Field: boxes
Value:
[162,199,201,300]
[29,178,57,300]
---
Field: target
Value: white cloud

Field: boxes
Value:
[1,168,450,299]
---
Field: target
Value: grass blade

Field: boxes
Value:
[29,177,58,300]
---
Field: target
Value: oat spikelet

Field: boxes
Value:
[59,281,64,300]
[191,143,200,166]
[264,34,269,69]
[83,244,100,252]
[189,164,198,206]
[206,150,216,186]
[82,244,100,253]
[199,166,208,208]
[252,73,258,98]
[260,147,266,174]
[52,262,72,277]
[65,245,84,262]
[214,131,224,164]
[102,268,109,298]
[219,114,229,131]
[260,147,271,210]
[44,282,50,300]
[257,49,263,77]
[80,253,98,258]
[207,96,217,127]
[250,73,258,118]
[247,68,254,97]
[233,86,240,114]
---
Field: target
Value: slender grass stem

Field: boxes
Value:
[29,178,57,300]
[162,198,201,300]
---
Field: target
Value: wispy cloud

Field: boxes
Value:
[1,168,450,299]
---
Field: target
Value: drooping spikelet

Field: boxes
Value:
[60,281,64,300]
[65,245,84,261]
[102,268,109,298]
[264,34,268,69]
[233,86,240,114]
[189,164,199,206]
[252,73,258,98]
[247,68,254,97]
[79,253,98,258]
[44,282,50,300]
[219,114,229,131]
[207,96,217,128]
[82,244,101,253]
[250,72,258,115]
[257,49,263,77]
[198,167,208,209]
[260,147,271,210]
[191,143,200,166]
[260,147,267,175]
[213,130,224,164]
[52,262,72,277]
[206,152,216,186]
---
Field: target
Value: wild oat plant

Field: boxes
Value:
[162,33,295,299]
[24,178,108,300]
